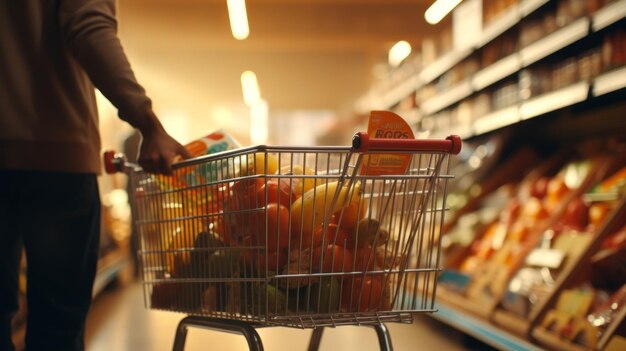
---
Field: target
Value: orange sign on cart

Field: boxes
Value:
[360,110,415,176]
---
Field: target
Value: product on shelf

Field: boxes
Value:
[416,84,437,104]
[372,52,423,99]
[482,30,519,68]
[519,66,551,100]
[471,93,491,119]
[441,142,543,269]
[500,162,626,319]
[603,28,626,71]
[556,0,589,27]
[441,132,518,220]
[519,12,554,48]
[492,78,520,110]
[482,0,519,27]
[578,47,604,82]
[537,223,626,350]
[442,184,516,272]
[440,147,601,311]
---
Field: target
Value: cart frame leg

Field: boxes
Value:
[307,324,394,351]
[307,327,324,351]
[172,316,264,351]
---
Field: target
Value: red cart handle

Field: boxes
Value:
[351,132,462,154]
[103,150,127,174]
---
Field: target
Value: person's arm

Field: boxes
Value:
[58,0,190,174]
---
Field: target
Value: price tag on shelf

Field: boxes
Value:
[526,248,565,269]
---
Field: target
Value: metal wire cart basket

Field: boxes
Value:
[105,131,461,351]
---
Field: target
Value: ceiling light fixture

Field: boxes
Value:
[227,0,249,40]
[241,70,261,106]
[389,41,412,67]
[425,0,463,25]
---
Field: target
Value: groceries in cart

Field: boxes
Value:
[107,111,460,328]
[147,151,399,315]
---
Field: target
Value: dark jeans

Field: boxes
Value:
[0,170,100,351]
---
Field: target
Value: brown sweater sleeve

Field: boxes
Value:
[58,0,152,130]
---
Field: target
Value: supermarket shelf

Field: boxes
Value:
[592,65,626,97]
[532,327,588,351]
[520,81,590,120]
[397,107,422,126]
[419,48,473,86]
[519,0,550,17]
[430,126,473,141]
[420,81,473,115]
[478,5,522,47]
[420,0,548,84]
[380,74,421,109]
[432,301,544,351]
[355,0,551,112]
[450,125,474,140]
[592,0,626,32]
[598,302,626,350]
[421,0,548,86]
[420,17,592,119]
[92,249,128,296]
[472,54,522,91]
[478,0,548,47]
[473,105,520,135]
[520,17,590,67]
[430,75,624,140]
[492,309,531,338]
[355,1,625,137]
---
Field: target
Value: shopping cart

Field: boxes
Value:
[104,131,461,351]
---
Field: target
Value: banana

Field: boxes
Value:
[239,152,279,176]
[290,180,361,242]
[278,164,316,198]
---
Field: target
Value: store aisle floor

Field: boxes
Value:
[86,277,490,351]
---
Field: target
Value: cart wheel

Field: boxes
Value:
[172,316,264,351]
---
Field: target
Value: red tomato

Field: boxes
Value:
[560,197,589,231]
[300,222,352,250]
[252,249,288,273]
[197,183,231,214]
[313,244,353,273]
[334,200,366,231]
[250,203,290,251]
[230,178,264,211]
[341,276,389,312]
[257,179,295,208]
[322,223,352,247]
[229,179,264,238]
